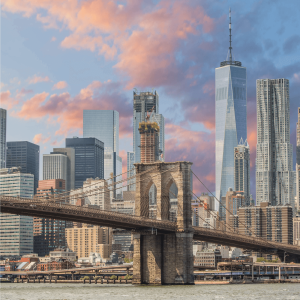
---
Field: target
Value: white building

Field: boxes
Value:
[43,153,67,183]
[256,79,294,208]
[296,108,300,213]
[70,178,110,210]
[0,167,34,256]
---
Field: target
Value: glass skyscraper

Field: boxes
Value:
[0,108,6,169]
[83,110,122,199]
[215,11,247,210]
[127,151,135,191]
[65,137,104,189]
[6,141,40,194]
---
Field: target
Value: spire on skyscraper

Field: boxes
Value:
[220,8,241,67]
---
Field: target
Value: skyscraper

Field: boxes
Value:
[43,153,67,183]
[133,91,160,163]
[215,10,247,207]
[66,137,104,189]
[256,79,294,207]
[6,141,40,193]
[127,151,135,191]
[234,140,250,205]
[52,148,75,191]
[0,108,7,168]
[83,110,122,199]
[295,108,300,212]
[0,167,34,256]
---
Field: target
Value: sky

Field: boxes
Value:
[1,0,300,198]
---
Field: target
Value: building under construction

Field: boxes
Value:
[138,121,160,163]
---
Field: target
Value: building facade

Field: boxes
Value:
[70,177,110,210]
[52,148,75,191]
[293,216,300,246]
[43,153,67,183]
[83,110,122,199]
[234,140,250,205]
[65,137,104,189]
[65,225,111,258]
[34,179,66,256]
[256,79,294,207]
[127,152,135,191]
[0,108,7,168]
[296,108,300,213]
[6,141,39,193]
[225,189,245,226]
[215,17,247,210]
[0,167,34,257]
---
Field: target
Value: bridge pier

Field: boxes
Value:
[133,161,194,285]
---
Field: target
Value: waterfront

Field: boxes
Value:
[1,283,300,300]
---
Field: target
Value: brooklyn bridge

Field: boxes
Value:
[1,161,300,285]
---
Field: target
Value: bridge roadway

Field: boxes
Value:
[1,196,300,256]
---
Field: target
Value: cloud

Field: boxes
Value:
[52,81,68,90]
[28,75,50,84]
[32,133,51,144]
[0,90,19,109]
[283,34,300,54]
[16,80,132,137]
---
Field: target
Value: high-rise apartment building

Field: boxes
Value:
[52,148,75,191]
[43,153,67,183]
[34,179,66,256]
[215,11,247,208]
[225,189,245,226]
[127,152,135,191]
[231,202,293,244]
[296,108,300,212]
[6,141,39,193]
[0,167,34,256]
[256,79,294,207]
[70,178,110,210]
[66,137,104,189]
[83,110,122,199]
[66,225,111,258]
[0,108,7,168]
[293,216,300,246]
[234,140,250,205]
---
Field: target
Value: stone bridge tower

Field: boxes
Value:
[132,161,194,285]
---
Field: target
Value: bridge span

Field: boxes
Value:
[1,161,300,285]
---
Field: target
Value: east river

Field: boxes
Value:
[1,283,300,300]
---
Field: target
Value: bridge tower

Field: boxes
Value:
[133,161,194,285]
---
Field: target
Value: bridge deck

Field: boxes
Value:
[1,196,300,256]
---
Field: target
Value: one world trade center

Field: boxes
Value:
[215,9,247,213]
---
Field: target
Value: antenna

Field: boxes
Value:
[229,8,232,62]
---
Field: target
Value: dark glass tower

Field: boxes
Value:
[65,137,104,189]
[6,141,40,193]
[215,9,247,211]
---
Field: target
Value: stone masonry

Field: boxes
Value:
[133,161,194,285]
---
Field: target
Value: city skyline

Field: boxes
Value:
[1,1,300,198]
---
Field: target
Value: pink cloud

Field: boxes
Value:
[28,75,50,84]
[0,90,19,109]
[52,81,68,90]
[32,133,51,144]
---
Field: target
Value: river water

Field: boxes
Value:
[1,283,300,300]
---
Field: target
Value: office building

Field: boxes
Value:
[150,113,165,161]
[66,225,111,258]
[34,179,66,256]
[215,11,247,209]
[234,140,250,205]
[0,167,34,256]
[52,148,75,191]
[225,189,245,226]
[127,152,135,191]
[256,79,294,207]
[296,108,300,212]
[66,137,104,189]
[293,216,300,246]
[194,249,222,268]
[6,141,39,193]
[0,108,7,168]
[231,202,293,244]
[70,177,110,210]
[43,153,67,183]
[83,110,122,199]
